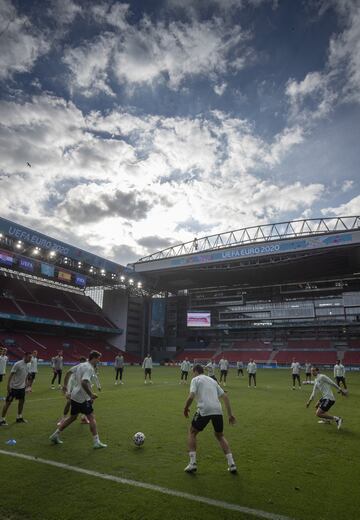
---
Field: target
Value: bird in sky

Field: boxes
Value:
[26,162,31,167]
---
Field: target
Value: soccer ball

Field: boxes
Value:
[133,432,145,446]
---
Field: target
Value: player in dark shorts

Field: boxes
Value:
[306,367,347,429]
[49,351,106,448]
[0,352,32,425]
[183,364,237,474]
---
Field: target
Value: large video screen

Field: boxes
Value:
[187,312,211,327]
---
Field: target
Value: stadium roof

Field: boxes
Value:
[0,216,129,289]
[131,216,360,291]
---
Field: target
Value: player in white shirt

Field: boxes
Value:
[290,358,301,389]
[0,351,32,426]
[333,360,347,390]
[306,367,347,429]
[49,351,107,448]
[205,360,217,381]
[0,347,9,393]
[183,364,237,474]
[180,358,191,384]
[142,354,153,384]
[247,359,257,387]
[304,361,312,383]
[57,356,87,426]
[237,361,244,376]
[27,350,38,393]
[51,351,64,389]
[114,354,125,385]
[219,357,229,386]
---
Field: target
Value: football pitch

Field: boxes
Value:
[0,366,359,520]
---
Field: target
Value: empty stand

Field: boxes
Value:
[0,278,117,329]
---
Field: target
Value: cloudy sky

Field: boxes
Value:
[0,0,359,265]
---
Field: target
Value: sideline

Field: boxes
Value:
[0,449,294,520]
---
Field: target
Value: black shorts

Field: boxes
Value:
[70,399,94,416]
[145,368,152,375]
[0,374,3,382]
[306,372,311,377]
[28,372,37,381]
[336,376,345,384]
[6,388,26,402]
[221,370,228,376]
[318,398,335,412]
[192,411,223,433]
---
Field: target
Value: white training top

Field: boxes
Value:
[237,361,243,368]
[142,357,153,369]
[10,360,29,389]
[247,362,257,374]
[29,356,38,373]
[53,356,63,370]
[190,374,224,416]
[334,364,345,377]
[70,361,95,403]
[0,355,8,375]
[309,374,340,402]
[205,361,215,376]
[114,355,124,368]
[305,363,312,373]
[180,360,190,372]
[68,362,101,393]
[219,359,229,370]
[291,362,301,375]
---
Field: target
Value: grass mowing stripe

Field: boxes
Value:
[0,449,294,520]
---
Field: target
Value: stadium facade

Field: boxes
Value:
[1,216,360,366]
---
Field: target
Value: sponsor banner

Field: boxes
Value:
[0,251,13,266]
[41,263,55,277]
[19,257,34,271]
[0,216,121,273]
[58,270,72,282]
[75,274,86,287]
[187,312,211,327]
[134,229,360,273]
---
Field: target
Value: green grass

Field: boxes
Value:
[0,366,359,520]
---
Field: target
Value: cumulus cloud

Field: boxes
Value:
[214,82,227,95]
[286,1,360,123]
[137,236,174,250]
[57,185,155,223]
[0,0,50,80]
[48,0,82,26]
[62,13,250,94]
[0,92,325,264]
[341,179,354,192]
[322,194,360,216]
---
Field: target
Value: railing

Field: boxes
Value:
[135,216,360,263]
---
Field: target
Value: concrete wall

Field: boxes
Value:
[103,288,129,350]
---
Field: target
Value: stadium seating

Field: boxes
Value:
[0,331,140,363]
[0,278,117,329]
[213,350,272,362]
[273,350,338,364]
[173,350,216,362]
[343,350,360,364]
[286,339,331,349]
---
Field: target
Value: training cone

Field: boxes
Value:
[6,439,17,446]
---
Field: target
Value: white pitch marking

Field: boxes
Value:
[0,449,294,520]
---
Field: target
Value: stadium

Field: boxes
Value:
[2,1,360,519]
[0,215,359,520]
